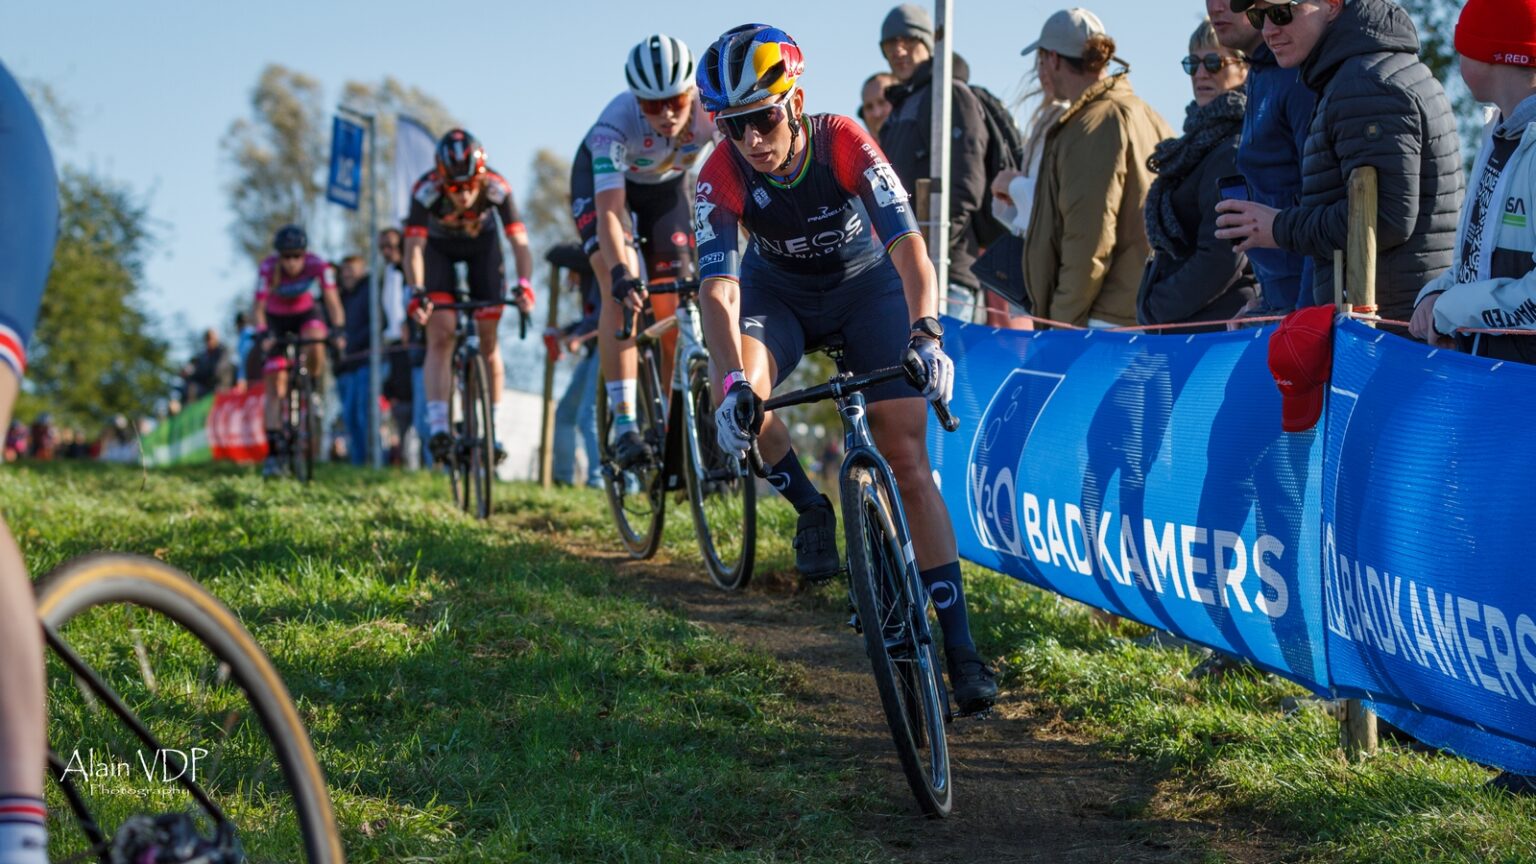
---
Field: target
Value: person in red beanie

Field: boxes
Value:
[1410,0,1536,365]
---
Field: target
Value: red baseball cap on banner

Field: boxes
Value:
[1268,305,1336,433]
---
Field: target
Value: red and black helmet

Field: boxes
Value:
[435,129,486,185]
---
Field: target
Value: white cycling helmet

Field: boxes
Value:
[625,33,695,100]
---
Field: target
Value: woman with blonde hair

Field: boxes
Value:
[1137,18,1257,330]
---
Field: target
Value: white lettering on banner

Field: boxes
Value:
[1014,493,1290,620]
[1323,521,1536,707]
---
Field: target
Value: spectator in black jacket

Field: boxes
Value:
[1215,0,1463,323]
[1138,18,1258,330]
[181,328,234,402]
[334,255,383,466]
[877,3,992,322]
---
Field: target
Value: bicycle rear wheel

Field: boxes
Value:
[682,356,755,590]
[842,462,952,818]
[596,364,665,559]
[36,553,344,863]
[464,353,495,520]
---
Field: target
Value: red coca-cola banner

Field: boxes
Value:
[209,390,267,463]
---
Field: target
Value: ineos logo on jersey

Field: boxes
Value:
[754,210,865,258]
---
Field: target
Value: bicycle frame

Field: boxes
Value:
[629,282,711,492]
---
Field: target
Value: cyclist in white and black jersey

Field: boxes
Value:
[571,33,720,468]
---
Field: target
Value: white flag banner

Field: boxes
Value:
[393,115,436,224]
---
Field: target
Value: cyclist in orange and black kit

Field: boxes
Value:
[405,129,535,465]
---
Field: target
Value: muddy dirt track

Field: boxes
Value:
[542,527,1294,864]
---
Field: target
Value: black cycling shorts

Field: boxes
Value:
[570,144,693,282]
[424,232,506,320]
[738,259,917,405]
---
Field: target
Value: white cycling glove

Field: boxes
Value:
[909,337,954,405]
[714,380,758,458]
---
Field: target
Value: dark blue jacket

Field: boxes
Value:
[337,272,384,374]
[1236,43,1316,311]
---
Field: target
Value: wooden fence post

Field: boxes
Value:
[1337,166,1379,760]
[538,265,563,490]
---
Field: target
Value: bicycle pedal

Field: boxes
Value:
[955,706,995,721]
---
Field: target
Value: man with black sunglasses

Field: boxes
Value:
[570,33,719,470]
[1215,0,1463,324]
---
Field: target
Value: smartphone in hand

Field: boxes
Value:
[1217,174,1250,247]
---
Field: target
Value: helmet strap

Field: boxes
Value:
[773,113,803,176]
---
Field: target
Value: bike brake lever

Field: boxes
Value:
[747,441,767,478]
[617,305,637,341]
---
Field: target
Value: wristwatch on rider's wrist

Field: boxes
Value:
[909,316,944,346]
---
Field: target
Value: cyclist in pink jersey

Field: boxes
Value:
[253,224,345,478]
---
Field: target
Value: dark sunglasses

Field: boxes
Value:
[1245,2,1299,29]
[1181,53,1244,75]
[715,93,792,142]
[279,251,306,261]
[639,92,690,116]
[443,179,480,195]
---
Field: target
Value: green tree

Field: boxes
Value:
[20,170,171,426]
[223,65,328,266]
[1401,0,1482,161]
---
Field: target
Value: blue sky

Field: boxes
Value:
[5,1,1203,345]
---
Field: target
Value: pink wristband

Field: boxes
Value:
[721,369,748,394]
[516,277,532,289]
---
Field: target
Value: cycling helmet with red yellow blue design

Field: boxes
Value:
[696,24,804,114]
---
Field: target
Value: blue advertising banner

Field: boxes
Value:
[932,319,1330,692]
[326,115,364,210]
[938,315,1536,774]
[1324,319,1536,770]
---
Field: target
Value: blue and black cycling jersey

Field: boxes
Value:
[693,113,920,292]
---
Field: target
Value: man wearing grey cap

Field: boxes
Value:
[1021,8,1171,327]
[877,3,994,322]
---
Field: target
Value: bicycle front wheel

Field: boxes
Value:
[596,367,665,559]
[296,369,316,484]
[682,356,755,590]
[464,353,495,520]
[842,462,952,818]
[37,553,344,863]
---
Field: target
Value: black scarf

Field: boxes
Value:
[1144,91,1246,255]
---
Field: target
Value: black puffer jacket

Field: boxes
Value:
[880,55,990,290]
[1271,0,1463,320]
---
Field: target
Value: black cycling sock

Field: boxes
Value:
[920,561,975,652]
[768,449,824,513]
[266,427,286,456]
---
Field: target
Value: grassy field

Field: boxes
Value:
[6,462,1536,863]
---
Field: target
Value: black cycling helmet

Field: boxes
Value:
[273,224,307,253]
[435,129,487,184]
